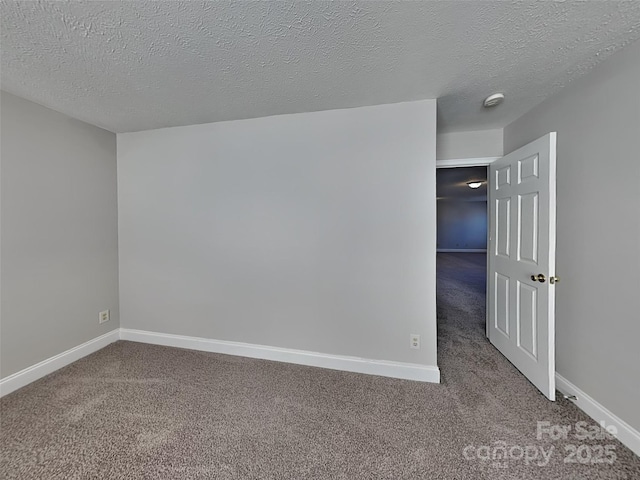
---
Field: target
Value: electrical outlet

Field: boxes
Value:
[99,310,110,324]
[410,334,420,349]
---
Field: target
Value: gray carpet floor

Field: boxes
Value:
[1,252,638,479]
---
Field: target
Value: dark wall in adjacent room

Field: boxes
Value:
[436,200,487,250]
[436,166,487,251]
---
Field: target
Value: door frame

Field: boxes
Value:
[435,156,499,338]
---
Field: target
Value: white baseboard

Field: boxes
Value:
[556,373,640,457]
[437,249,487,253]
[0,329,120,397]
[120,328,441,384]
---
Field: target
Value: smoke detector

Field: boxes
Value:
[483,93,505,108]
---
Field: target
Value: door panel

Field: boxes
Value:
[518,154,539,184]
[517,281,537,359]
[495,273,510,337]
[488,133,557,400]
[496,198,511,257]
[496,164,511,188]
[518,193,538,263]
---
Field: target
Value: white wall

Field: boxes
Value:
[0,91,119,378]
[118,101,438,367]
[504,40,640,431]
[436,200,487,250]
[436,128,503,160]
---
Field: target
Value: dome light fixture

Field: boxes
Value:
[483,93,505,108]
[467,181,483,189]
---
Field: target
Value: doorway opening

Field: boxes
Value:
[435,162,492,382]
[436,133,557,400]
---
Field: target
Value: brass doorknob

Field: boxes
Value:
[531,274,546,283]
[550,276,560,285]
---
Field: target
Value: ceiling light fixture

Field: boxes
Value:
[483,93,505,108]
[467,181,483,189]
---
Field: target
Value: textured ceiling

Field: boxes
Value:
[2,1,640,133]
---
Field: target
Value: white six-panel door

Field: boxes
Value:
[488,133,557,400]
